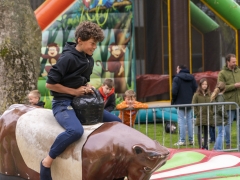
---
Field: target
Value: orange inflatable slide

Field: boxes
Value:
[35,0,76,31]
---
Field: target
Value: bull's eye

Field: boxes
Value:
[144,166,152,172]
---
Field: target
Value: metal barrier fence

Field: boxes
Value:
[113,102,240,152]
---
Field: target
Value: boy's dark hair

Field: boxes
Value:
[75,21,104,43]
[103,79,114,88]
[125,89,136,98]
[178,65,187,70]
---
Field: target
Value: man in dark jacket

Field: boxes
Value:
[172,65,197,146]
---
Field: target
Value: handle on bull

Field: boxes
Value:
[92,88,101,100]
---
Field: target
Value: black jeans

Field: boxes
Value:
[197,125,208,149]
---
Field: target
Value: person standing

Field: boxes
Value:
[192,78,214,150]
[210,82,228,150]
[172,65,197,146]
[218,53,240,149]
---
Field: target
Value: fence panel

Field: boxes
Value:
[114,102,240,152]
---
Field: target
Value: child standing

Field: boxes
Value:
[28,90,45,107]
[210,82,228,150]
[192,78,214,150]
[116,89,148,127]
[98,79,116,112]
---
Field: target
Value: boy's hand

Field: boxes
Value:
[86,83,95,89]
[86,87,94,94]
[75,86,87,96]
[128,104,134,109]
[75,86,93,96]
[84,85,94,94]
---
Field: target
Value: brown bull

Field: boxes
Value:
[0,104,169,180]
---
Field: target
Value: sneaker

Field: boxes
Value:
[40,160,52,180]
[209,140,215,143]
[201,146,208,150]
[226,145,231,149]
[174,141,186,146]
[189,141,194,145]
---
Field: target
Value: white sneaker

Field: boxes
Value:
[189,141,194,145]
[174,141,186,146]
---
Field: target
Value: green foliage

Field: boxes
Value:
[0,39,10,58]
[116,95,124,105]
[0,47,9,58]
[42,90,53,109]
[38,77,52,109]
[125,5,132,11]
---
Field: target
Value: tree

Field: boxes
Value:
[0,0,42,114]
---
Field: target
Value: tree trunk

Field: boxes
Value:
[0,0,41,114]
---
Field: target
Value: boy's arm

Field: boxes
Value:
[133,101,148,109]
[116,101,128,110]
[172,77,179,103]
[46,83,86,97]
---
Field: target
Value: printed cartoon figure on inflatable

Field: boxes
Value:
[0,104,169,180]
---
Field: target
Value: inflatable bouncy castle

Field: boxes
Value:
[36,0,134,108]
[35,0,240,109]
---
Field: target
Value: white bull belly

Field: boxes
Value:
[16,108,102,180]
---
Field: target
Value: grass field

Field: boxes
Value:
[134,121,239,151]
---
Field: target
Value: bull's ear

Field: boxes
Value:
[133,145,145,154]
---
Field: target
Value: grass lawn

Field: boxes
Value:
[134,120,239,151]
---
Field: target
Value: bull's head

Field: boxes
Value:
[127,141,169,180]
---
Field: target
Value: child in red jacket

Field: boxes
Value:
[98,79,116,112]
[116,89,148,127]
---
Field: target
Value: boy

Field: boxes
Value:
[28,90,45,107]
[98,79,116,112]
[116,89,148,127]
[41,21,121,180]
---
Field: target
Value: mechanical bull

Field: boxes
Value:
[0,104,169,180]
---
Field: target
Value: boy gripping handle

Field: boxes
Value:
[116,90,148,127]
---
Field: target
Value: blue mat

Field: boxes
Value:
[112,108,178,123]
